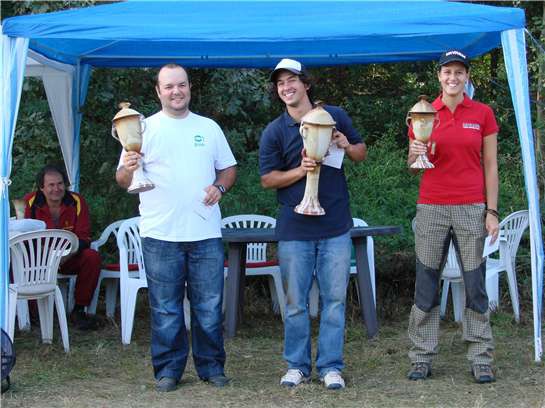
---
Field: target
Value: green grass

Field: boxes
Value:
[2,292,545,408]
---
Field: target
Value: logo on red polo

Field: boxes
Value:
[463,122,480,131]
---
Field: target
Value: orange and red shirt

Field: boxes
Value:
[24,191,92,246]
[408,94,499,205]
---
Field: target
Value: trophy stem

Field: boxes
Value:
[128,163,155,194]
[410,154,435,169]
[294,164,325,216]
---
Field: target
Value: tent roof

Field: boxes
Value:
[2,1,525,68]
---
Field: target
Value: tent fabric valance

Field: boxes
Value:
[2,1,525,68]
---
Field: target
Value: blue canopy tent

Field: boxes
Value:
[1,1,543,360]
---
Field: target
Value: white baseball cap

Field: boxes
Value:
[270,58,308,82]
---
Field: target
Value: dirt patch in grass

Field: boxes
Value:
[2,296,545,408]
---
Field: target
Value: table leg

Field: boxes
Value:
[353,236,378,338]
[224,242,246,339]
[238,245,246,321]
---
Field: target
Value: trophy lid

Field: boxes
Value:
[301,105,336,126]
[408,95,437,115]
[113,102,141,122]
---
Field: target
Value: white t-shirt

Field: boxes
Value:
[118,111,237,242]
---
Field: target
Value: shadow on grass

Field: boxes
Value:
[2,289,544,408]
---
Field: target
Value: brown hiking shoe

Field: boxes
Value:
[471,364,496,384]
[407,362,431,380]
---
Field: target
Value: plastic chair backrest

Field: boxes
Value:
[222,214,276,263]
[9,229,78,287]
[499,210,529,261]
[91,219,125,251]
[8,219,46,238]
[353,218,366,228]
[352,217,375,272]
[116,217,145,280]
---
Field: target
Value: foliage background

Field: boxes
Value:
[2,1,543,312]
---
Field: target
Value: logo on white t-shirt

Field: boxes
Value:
[194,134,205,147]
[462,122,480,131]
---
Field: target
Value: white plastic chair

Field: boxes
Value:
[54,219,134,318]
[8,219,47,331]
[86,219,129,317]
[117,217,147,345]
[8,229,78,352]
[221,214,284,319]
[117,216,193,344]
[484,210,529,322]
[309,217,375,318]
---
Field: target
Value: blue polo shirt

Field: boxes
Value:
[259,105,363,241]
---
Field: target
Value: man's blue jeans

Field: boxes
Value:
[278,231,351,378]
[142,237,226,381]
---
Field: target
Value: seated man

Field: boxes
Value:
[24,164,101,330]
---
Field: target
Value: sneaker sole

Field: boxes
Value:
[280,378,310,387]
[326,383,345,390]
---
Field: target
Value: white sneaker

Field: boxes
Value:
[280,369,309,387]
[322,371,345,389]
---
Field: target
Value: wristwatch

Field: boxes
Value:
[213,184,226,194]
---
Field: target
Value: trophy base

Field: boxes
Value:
[127,181,155,194]
[294,200,325,216]
[410,154,434,169]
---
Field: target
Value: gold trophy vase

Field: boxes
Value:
[406,95,439,169]
[294,106,336,216]
[112,102,155,194]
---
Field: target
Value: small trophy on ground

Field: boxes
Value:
[294,105,336,216]
[112,102,155,194]
[406,95,439,169]
[12,199,26,219]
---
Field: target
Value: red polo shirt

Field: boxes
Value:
[409,94,499,205]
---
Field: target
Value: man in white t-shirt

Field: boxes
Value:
[116,63,237,392]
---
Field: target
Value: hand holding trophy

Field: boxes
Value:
[294,105,336,216]
[112,102,155,194]
[406,95,439,169]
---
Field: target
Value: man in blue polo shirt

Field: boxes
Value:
[259,58,366,390]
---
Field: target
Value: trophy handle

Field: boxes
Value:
[139,115,147,134]
[111,124,120,142]
[405,113,412,128]
[300,122,308,140]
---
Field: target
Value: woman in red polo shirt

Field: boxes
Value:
[406,50,499,384]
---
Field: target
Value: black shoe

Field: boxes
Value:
[206,374,230,387]
[471,364,496,384]
[408,362,432,380]
[69,310,99,331]
[156,377,178,392]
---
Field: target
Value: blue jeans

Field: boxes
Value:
[142,237,225,381]
[278,231,351,378]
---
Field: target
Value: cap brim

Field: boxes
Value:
[270,68,302,82]
[440,57,469,68]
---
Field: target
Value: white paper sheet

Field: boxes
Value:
[322,143,345,169]
[194,190,215,220]
[482,234,500,257]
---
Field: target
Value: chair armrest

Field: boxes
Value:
[92,220,123,251]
